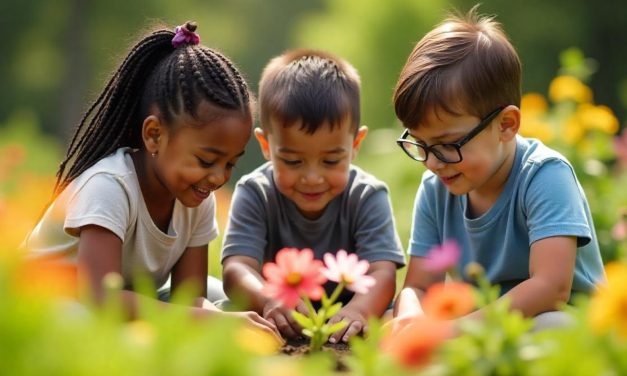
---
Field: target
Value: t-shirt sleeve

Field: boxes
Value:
[188,193,219,247]
[64,173,130,242]
[353,189,406,266]
[408,176,441,257]
[221,183,268,264]
[525,159,593,247]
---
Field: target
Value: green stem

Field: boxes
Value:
[326,281,345,308]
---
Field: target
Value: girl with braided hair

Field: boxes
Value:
[24,21,281,339]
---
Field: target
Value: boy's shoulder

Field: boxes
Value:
[235,162,389,193]
[348,164,389,194]
[517,136,570,167]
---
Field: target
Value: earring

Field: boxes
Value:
[151,152,157,158]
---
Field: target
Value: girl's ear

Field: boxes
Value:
[142,115,163,154]
[254,128,271,160]
[498,105,521,142]
[351,125,369,160]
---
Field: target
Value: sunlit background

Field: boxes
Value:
[2,0,627,272]
[2,1,627,374]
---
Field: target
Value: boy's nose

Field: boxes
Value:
[301,167,324,184]
[423,152,446,171]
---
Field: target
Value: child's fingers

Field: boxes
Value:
[327,315,348,344]
[272,313,300,338]
[341,321,364,343]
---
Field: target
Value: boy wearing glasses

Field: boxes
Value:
[392,9,605,330]
[221,49,406,343]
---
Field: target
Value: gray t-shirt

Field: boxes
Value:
[221,162,405,271]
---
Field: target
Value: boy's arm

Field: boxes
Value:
[222,255,305,338]
[327,260,397,343]
[222,255,268,313]
[498,235,576,317]
[393,255,444,316]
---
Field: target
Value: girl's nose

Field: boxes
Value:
[208,167,227,188]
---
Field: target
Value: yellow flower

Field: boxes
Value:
[588,262,627,339]
[549,76,593,103]
[520,116,555,143]
[575,103,619,134]
[124,320,156,347]
[562,116,585,145]
[235,326,282,355]
[521,93,548,116]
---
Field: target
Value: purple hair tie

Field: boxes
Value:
[172,24,200,48]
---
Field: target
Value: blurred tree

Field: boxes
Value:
[295,0,447,132]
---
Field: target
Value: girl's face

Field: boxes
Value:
[150,101,252,207]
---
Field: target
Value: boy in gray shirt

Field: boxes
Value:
[221,49,405,344]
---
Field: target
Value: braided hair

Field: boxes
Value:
[53,21,251,197]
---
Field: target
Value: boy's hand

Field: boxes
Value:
[262,299,307,339]
[327,305,367,344]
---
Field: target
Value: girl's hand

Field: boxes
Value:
[227,311,284,344]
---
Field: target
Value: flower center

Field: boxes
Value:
[341,273,353,284]
[285,272,302,286]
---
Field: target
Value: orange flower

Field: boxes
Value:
[422,282,475,320]
[13,257,78,299]
[381,316,451,369]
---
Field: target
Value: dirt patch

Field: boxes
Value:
[281,337,351,372]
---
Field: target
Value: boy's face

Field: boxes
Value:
[406,106,519,197]
[255,118,367,219]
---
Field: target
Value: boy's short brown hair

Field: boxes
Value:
[393,8,521,129]
[258,49,360,134]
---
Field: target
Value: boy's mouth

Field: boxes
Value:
[440,173,461,186]
[300,191,324,201]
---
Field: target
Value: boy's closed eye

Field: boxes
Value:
[278,157,302,166]
[323,159,341,166]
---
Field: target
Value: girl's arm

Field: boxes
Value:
[78,225,216,318]
[171,244,217,309]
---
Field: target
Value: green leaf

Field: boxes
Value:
[325,321,348,335]
[326,303,342,318]
[292,311,314,328]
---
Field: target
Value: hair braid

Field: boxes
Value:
[53,23,252,199]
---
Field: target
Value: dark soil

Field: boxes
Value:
[281,337,351,372]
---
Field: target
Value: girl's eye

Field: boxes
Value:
[323,160,340,166]
[197,157,215,168]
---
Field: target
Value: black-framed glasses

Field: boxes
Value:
[396,106,506,164]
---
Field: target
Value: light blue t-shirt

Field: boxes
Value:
[409,136,605,296]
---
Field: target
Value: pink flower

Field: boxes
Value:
[262,248,327,309]
[322,250,375,294]
[613,129,627,169]
[422,240,461,274]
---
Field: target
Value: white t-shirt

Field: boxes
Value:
[25,148,218,289]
